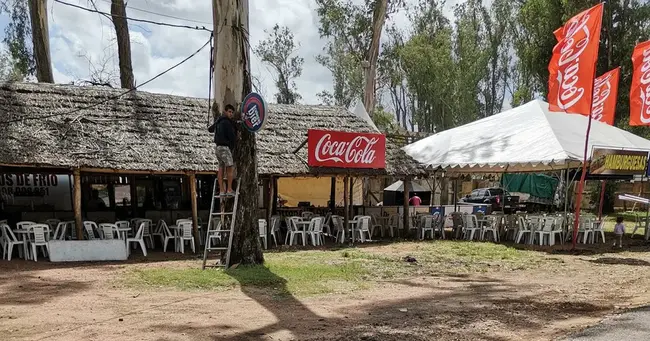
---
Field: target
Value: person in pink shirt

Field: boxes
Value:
[613,216,625,248]
[409,193,422,206]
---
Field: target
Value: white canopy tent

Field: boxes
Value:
[403,99,650,173]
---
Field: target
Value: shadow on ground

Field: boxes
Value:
[151,267,610,341]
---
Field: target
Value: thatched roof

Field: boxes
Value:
[0,82,425,177]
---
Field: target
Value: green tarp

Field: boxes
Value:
[501,173,558,199]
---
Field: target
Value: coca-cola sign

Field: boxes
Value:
[630,41,650,126]
[307,129,386,169]
[591,68,619,125]
[548,3,603,115]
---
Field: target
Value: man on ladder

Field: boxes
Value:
[208,104,237,195]
[203,103,241,269]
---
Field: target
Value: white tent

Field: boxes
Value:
[403,99,650,173]
[350,99,380,132]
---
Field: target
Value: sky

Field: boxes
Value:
[0,0,461,105]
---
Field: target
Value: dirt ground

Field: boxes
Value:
[2,242,650,341]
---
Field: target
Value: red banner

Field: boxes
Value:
[591,68,620,125]
[307,129,386,169]
[630,40,650,126]
[548,3,603,115]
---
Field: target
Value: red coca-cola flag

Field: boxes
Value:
[307,129,386,169]
[630,40,650,126]
[591,67,620,125]
[548,3,603,115]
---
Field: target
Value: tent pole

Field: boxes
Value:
[564,164,570,217]
[597,180,606,220]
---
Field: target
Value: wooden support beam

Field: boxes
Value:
[189,173,200,250]
[271,177,278,214]
[265,176,274,244]
[343,176,349,243]
[403,177,410,236]
[73,169,83,240]
[329,177,336,212]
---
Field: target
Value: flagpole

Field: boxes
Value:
[572,111,593,249]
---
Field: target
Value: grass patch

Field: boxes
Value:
[126,241,547,295]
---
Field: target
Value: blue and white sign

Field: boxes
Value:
[241,92,267,133]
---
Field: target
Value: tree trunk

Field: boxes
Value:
[363,0,388,116]
[28,0,53,83]
[111,0,135,89]
[212,0,263,266]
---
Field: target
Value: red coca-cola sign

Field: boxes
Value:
[307,129,386,169]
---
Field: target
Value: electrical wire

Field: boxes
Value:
[0,33,213,125]
[53,0,212,32]
[96,0,212,26]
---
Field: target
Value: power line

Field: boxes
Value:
[0,34,213,125]
[53,0,212,33]
[97,0,212,26]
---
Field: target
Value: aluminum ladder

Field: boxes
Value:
[201,177,241,269]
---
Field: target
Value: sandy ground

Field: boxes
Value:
[2,244,650,341]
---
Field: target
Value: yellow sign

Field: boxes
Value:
[590,148,649,175]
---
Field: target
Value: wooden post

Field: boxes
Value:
[189,173,200,250]
[265,176,274,243]
[129,175,137,218]
[349,177,355,219]
[403,178,410,236]
[271,177,278,214]
[343,176,349,243]
[329,177,336,212]
[73,169,83,240]
[28,0,54,83]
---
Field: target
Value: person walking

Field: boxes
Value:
[208,104,237,195]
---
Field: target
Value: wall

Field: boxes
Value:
[277,176,362,207]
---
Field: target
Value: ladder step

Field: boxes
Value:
[211,212,235,216]
[206,247,229,251]
[215,193,237,198]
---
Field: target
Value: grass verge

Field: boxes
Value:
[126,241,545,296]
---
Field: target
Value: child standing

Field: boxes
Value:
[613,216,626,248]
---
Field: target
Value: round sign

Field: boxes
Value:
[241,92,267,133]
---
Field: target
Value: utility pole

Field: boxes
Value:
[28,0,54,83]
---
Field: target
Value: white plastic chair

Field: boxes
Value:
[463,214,481,241]
[115,221,130,240]
[420,215,434,240]
[481,215,499,242]
[52,222,68,240]
[83,221,98,240]
[515,216,531,244]
[178,221,195,253]
[17,221,36,230]
[99,224,118,240]
[151,220,166,246]
[432,213,445,239]
[127,222,147,257]
[258,219,268,249]
[308,217,325,246]
[269,216,280,247]
[592,219,606,243]
[355,216,372,243]
[301,211,314,220]
[30,224,50,262]
[577,217,593,244]
[2,224,23,260]
[386,214,400,238]
[158,221,175,252]
[140,219,155,248]
[287,216,304,246]
[534,218,555,246]
[331,215,346,243]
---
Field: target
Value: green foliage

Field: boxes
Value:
[514,0,650,138]
[590,181,619,215]
[0,0,31,79]
[254,24,303,104]
[372,105,402,133]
